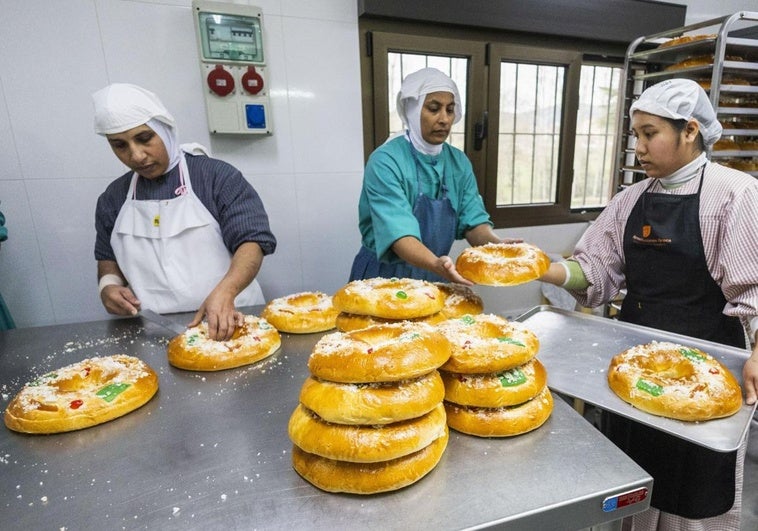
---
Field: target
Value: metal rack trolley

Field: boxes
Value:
[614,11,758,189]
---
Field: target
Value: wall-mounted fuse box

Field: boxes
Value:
[193,0,272,134]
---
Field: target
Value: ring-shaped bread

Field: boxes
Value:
[436,314,539,374]
[291,427,448,494]
[441,358,547,408]
[260,291,338,334]
[434,282,484,319]
[659,33,715,48]
[298,371,445,425]
[455,243,550,286]
[334,283,483,332]
[288,403,447,463]
[695,78,751,91]
[444,386,554,437]
[308,321,451,383]
[334,311,444,333]
[664,54,741,72]
[167,315,281,371]
[4,354,159,434]
[607,341,742,421]
[332,277,445,319]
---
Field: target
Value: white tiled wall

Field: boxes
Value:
[0,0,366,328]
[665,0,758,24]
[0,0,750,328]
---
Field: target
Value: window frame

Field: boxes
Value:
[485,43,593,227]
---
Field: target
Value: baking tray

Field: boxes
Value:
[516,305,757,452]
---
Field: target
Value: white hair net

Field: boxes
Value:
[395,68,462,155]
[396,68,462,128]
[92,83,175,135]
[629,78,722,148]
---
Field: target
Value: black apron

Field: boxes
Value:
[349,141,457,282]
[606,167,744,518]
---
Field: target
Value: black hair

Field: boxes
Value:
[664,117,706,152]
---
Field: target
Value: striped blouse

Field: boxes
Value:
[569,162,758,329]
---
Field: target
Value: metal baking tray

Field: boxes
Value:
[516,306,757,452]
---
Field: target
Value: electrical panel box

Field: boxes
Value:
[193,0,272,134]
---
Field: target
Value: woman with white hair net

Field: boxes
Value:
[540,78,758,530]
[349,68,502,282]
[92,83,276,341]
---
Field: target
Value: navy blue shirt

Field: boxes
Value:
[95,153,276,261]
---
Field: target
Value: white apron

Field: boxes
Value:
[111,155,264,313]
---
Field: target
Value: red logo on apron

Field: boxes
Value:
[642,225,651,238]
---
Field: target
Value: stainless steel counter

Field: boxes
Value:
[0,308,652,530]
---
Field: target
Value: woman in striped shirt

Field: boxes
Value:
[541,78,758,531]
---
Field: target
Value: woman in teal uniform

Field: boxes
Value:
[0,206,16,330]
[349,68,502,283]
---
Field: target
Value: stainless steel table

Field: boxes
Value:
[0,308,652,530]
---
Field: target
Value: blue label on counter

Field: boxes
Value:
[602,487,648,512]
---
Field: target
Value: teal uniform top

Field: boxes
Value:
[357,136,491,264]
[0,208,15,330]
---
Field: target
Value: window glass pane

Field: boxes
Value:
[387,52,468,150]
[499,63,517,132]
[571,64,621,209]
[497,61,563,206]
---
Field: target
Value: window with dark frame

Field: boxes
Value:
[363,32,623,228]
[361,21,648,228]
[357,1,686,229]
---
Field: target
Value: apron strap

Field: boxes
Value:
[126,155,191,200]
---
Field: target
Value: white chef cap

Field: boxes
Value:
[396,68,462,128]
[92,83,175,135]
[629,79,722,148]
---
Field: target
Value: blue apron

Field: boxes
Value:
[604,167,742,518]
[350,141,457,282]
